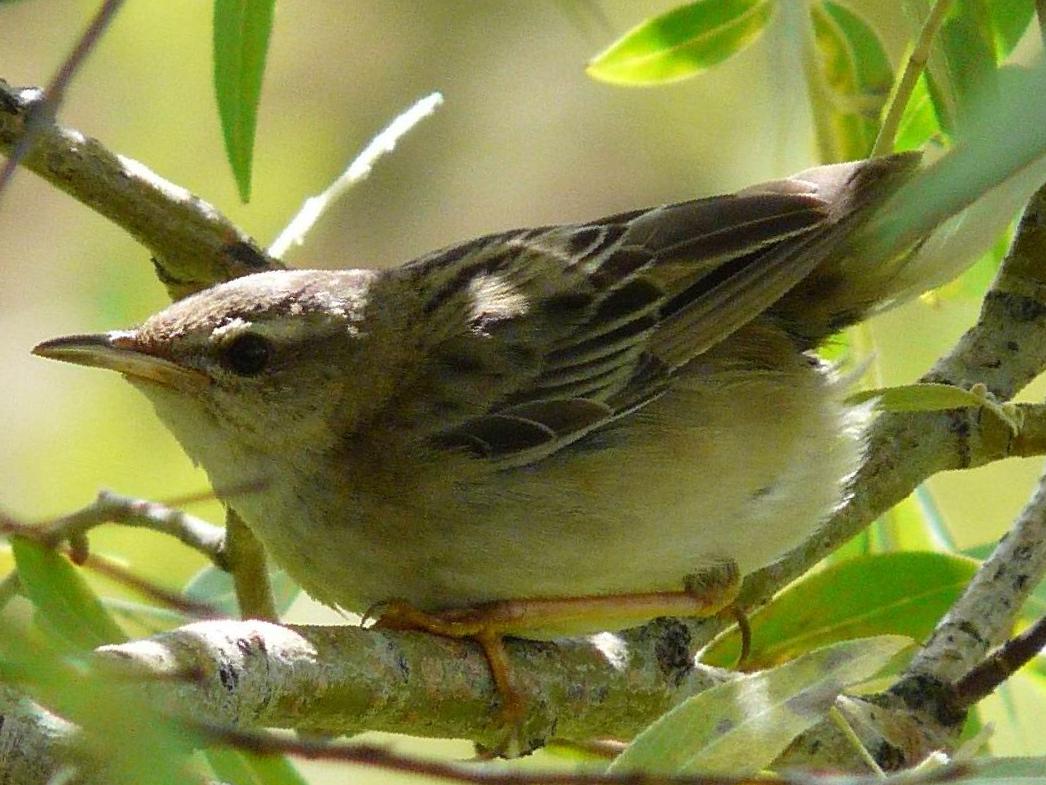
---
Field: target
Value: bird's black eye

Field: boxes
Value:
[220,333,272,376]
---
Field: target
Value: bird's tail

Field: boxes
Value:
[772,151,1046,346]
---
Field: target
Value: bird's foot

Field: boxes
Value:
[683,559,751,666]
[368,565,745,754]
[368,600,528,753]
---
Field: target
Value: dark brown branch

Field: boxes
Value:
[953,614,1046,707]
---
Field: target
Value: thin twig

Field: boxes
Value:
[0,81,278,299]
[952,614,1046,708]
[200,722,865,785]
[0,0,125,200]
[3,490,226,567]
[81,552,221,619]
[872,0,953,156]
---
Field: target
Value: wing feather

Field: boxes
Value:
[390,154,918,468]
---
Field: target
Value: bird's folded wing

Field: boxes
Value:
[402,155,916,467]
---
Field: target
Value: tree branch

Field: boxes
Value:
[4,74,1046,783]
[0,80,278,299]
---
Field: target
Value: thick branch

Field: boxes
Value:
[92,618,729,750]
[0,686,74,785]
[0,80,279,299]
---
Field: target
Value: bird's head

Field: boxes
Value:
[33,269,388,464]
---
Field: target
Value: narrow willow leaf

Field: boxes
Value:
[894,73,942,152]
[923,0,998,135]
[987,0,1034,59]
[2,623,197,785]
[205,748,258,785]
[953,223,1012,300]
[808,0,893,160]
[703,552,977,668]
[242,751,310,785]
[213,0,275,202]
[611,636,910,775]
[872,494,943,553]
[862,64,1046,272]
[847,382,988,411]
[11,537,126,650]
[587,0,774,85]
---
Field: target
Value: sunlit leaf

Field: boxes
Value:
[923,0,998,135]
[0,623,197,785]
[213,0,276,202]
[847,382,989,411]
[870,493,942,553]
[612,636,910,775]
[206,748,256,784]
[987,0,1035,58]
[863,65,1046,276]
[242,751,310,785]
[808,0,893,160]
[587,0,774,85]
[945,222,1013,300]
[894,72,942,151]
[704,552,977,668]
[11,537,126,650]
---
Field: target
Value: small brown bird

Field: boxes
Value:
[34,152,1002,721]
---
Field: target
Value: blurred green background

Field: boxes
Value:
[2,0,1045,773]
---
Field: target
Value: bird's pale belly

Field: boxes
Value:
[226,362,867,626]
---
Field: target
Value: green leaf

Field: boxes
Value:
[611,636,910,775]
[894,72,942,152]
[205,748,257,784]
[206,746,308,785]
[11,537,126,650]
[587,0,775,86]
[242,752,310,785]
[184,564,299,616]
[987,0,1034,59]
[703,552,978,669]
[846,382,989,411]
[923,0,998,135]
[870,493,945,553]
[808,0,893,160]
[213,0,275,202]
[0,622,198,785]
[862,63,1046,262]
[950,222,1012,300]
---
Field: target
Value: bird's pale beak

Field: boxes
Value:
[32,331,207,388]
